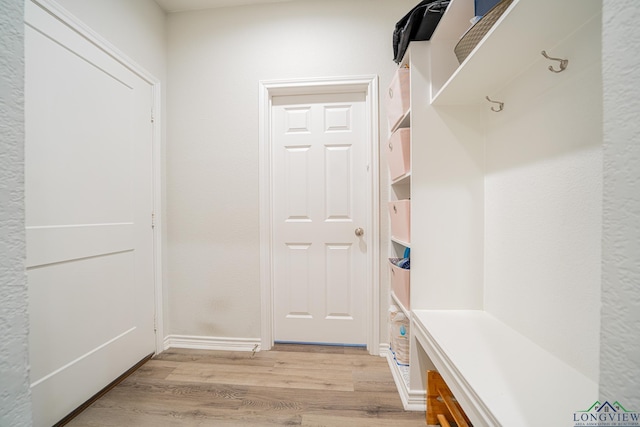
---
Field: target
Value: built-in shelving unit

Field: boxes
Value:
[412,310,597,426]
[429,0,601,105]
[385,41,432,411]
[387,0,603,423]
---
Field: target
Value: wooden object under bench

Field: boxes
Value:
[426,370,472,427]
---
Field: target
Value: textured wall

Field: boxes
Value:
[601,0,640,407]
[0,0,32,425]
[166,0,413,340]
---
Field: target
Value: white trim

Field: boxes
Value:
[379,342,391,357]
[258,80,274,351]
[386,352,427,411]
[29,0,165,355]
[151,84,164,355]
[258,75,380,355]
[30,327,137,388]
[164,335,261,352]
[29,0,161,85]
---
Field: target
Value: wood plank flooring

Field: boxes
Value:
[66,344,426,426]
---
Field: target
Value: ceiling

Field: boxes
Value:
[154,0,299,13]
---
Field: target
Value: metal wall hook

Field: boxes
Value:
[485,96,504,112]
[541,50,568,73]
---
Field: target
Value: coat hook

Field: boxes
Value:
[485,96,504,112]
[541,50,568,73]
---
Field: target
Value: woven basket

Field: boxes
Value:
[454,0,513,64]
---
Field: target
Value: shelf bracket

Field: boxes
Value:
[541,50,568,73]
[485,96,504,113]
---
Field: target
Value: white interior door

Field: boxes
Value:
[272,92,368,345]
[25,2,155,426]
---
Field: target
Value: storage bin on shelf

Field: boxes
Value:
[455,0,514,64]
[389,305,410,366]
[389,258,410,310]
[389,200,411,243]
[387,127,411,181]
[426,370,472,427]
[386,66,410,130]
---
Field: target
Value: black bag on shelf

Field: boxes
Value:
[393,0,450,63]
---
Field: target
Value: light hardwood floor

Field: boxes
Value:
[66,344,427,426]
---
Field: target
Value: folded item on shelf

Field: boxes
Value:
[389,257,410,269]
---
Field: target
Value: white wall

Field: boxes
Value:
[0,0,32,425]
[166,0,413,340]
[601,0,640,407]
[54,0,167,79]
[484,13,602,381]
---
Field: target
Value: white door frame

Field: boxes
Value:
[259,76,380,355]
[29,0,164,354]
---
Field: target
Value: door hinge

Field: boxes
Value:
[151,212,156,229]
[151,108,155,123]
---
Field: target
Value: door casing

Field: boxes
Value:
[259,76,380,355]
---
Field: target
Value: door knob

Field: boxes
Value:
[355,227,364,237]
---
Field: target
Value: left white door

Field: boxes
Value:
[25,3,155,426]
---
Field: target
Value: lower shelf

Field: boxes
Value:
[385,350,426,412]
[412,310,598,426]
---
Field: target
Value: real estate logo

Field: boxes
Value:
[573,401,640,427]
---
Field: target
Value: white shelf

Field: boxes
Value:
[391,172,411,186]
[390,237,410,248]
[430,0,473,42]
[412,310,598,426]
[390,291,409,317]
[431,0,601,105]
[391,109,410,133]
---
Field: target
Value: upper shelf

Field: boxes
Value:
[391,171,411,186]
[391,236,411,248]
[430,0,601,106]
[391,109,410,134]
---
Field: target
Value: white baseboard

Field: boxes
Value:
[163,335,261,352]
[386,351,427,411]
[379,342,391,357]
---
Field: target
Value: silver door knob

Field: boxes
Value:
[355,227,364,237]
